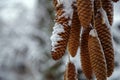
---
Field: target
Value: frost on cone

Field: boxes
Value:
[68,5,81,57]
[88,35,107,80]
[95,12,114,77]
[64,62,77,80]
[101,0,113,25]
[51,0,71,60]
[80,27,93,80]
[77,0,92,28]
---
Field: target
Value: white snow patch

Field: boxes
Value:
[89,29,97,37]
[99,7,111,28]
[65,47,81,69]
[50,23,65,51]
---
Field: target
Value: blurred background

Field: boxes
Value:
[0,0,120,80]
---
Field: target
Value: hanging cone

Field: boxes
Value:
[68,4,81,57]
[80,27,93,80]
[77,0,92,28]
[64,62,77,80]
[101,0,113,26]
[88,34,107,80]
[95,12,114,77]
[51,0,72,60]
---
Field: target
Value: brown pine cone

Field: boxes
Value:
[68,5,81,57]
[77,0,92,28]
[80,27,93,80]
[101,0,113,26]
[95,12,114,77]
[64,62,77,80]
[88,35,107,80]
[51,0,71,60]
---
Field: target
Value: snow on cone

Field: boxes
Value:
[77,0,92,28]
[68,4,81,57]
[95,12,114,77]
[64,62,77,80]
[80,27,93,80]
[101,0,113,26]
[51,0,74,60]
[88,32,107,80]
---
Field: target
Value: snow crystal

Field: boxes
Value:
[99,7,111,28]
[50,23,64,51]
[89,29,97,37]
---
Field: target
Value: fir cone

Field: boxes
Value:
[68,5,81,57]
[80,27,93,79]
[51,1,71,60]
[64,62,77,80]
[77,0,92,28]
[95,12,114,77]
[88,35,107,80]
[101,0,113,25]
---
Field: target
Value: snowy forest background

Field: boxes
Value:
[0,0,120,80]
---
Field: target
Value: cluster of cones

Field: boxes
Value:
[51,0,119,80]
